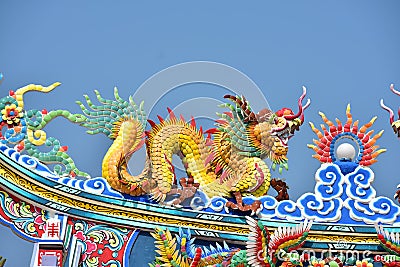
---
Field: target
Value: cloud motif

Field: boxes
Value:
[298,193,343,221]
[314,164,344,200]
[3,142,400,226]
[206,197,228,213]
[260,164,400,225]
[0,144,123,198]
[274,199,303,220]
[342,166,400,224]
[0,144,59,179]
[345,167,376,202]
[344,197,400,224]
[257,196,279,217]
[57,176,123,198]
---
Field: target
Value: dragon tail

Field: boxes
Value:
[77,87,152,195]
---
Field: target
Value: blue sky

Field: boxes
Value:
[1,1,400,266]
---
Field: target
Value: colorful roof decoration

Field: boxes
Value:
[1,73,400,266]
[308,104,385,166]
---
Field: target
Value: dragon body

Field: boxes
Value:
[78,87,310,212]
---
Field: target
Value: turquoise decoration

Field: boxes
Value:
[0,79,89,178]
[0,98,398,226]
[217,97,261,157]
[76,88,146,138]
[2,76,400,266]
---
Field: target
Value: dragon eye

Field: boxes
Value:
[275,117,286,126]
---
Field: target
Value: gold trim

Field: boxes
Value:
[0,160,383,244]
[0,161,248,234]
[308,234,378,244]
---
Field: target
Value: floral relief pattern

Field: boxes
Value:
[70,219,135,267]
[1,103,23,125]
[0,190,48,239]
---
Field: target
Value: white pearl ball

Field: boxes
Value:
[336,143,356,160]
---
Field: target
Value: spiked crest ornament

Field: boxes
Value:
[308,105,386,166]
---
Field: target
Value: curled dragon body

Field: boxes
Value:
[78,87,310,212]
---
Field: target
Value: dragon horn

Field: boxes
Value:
[391,84,400,96]
[241,95,254,117]
[224,94,257,122]
[380,99,395,124]
[224,94,242,105]
[283,86,311,121]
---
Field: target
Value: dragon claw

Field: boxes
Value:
[225,192,262,215]
[164,178,198,207]
[271,178,289,201]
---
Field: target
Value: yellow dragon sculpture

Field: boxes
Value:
[77,87,310,213]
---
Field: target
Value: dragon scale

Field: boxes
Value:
[78,87,310,211]
[101,119,147,195]
[147,120,215,196]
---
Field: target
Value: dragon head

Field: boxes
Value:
[250,87,310,172]
[220,88,310,172]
